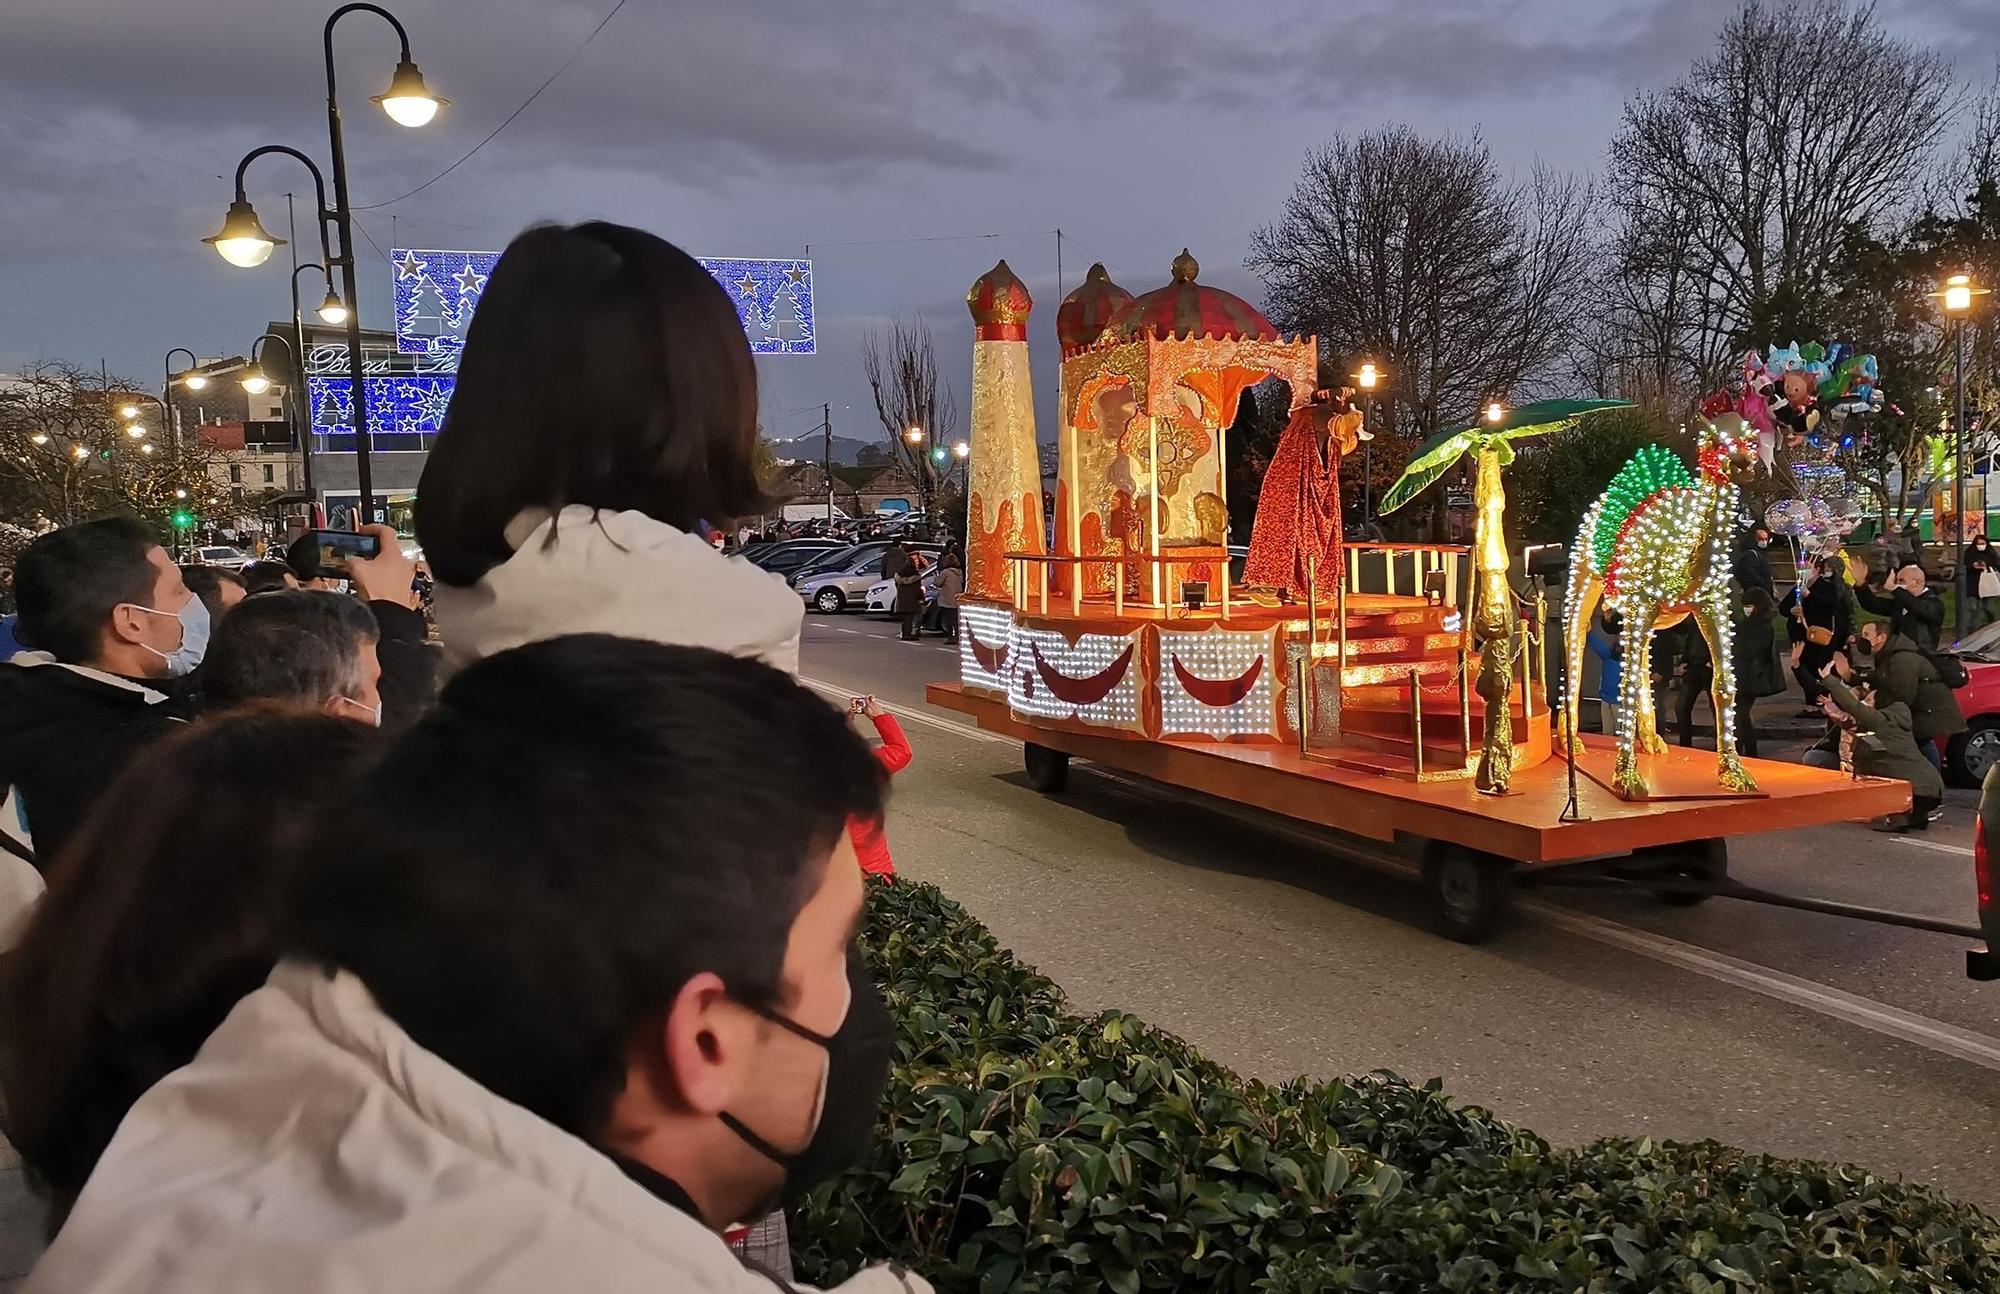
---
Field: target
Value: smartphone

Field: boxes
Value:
[849,697,868,714]
[309,529,381,575]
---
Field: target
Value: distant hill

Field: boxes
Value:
[768,430,876,467]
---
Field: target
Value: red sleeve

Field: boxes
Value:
[870,714,912,774]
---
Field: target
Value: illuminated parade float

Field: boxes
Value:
[929,252,1913,941]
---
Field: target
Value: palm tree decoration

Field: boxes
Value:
[1379,399,1632,792]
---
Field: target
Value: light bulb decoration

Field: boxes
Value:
[1561,406,1760,799]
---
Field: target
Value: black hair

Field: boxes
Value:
[283,532,327,584]
[282,635,883,1139]
[240,559,298,595]
[1743,586,1776,618]
[12,517,159,662]
[0,710,382,1227]
[203,590,379,711]
[414,222,767,588]
[179,565,246,621]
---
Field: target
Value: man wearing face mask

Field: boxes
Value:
[0,518,204,868]
[286,523,438,731]
[201,590,385,725]
[27,636,926,1294]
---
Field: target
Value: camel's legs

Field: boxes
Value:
[1613,594,1656,798]
[1693,595,1758,792]
[1562,570,1601,758]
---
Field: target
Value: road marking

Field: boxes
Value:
[1892,837,1975,857]
[835,627,860,634]
[802,674,2000,1073]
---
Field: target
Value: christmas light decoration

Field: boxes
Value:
[1007,624,1144,731]
[1158,626,1280,739]
[392,248,816,358]
[958,604,1017,694]
[1563,410,1759,799]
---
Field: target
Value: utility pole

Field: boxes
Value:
[823,402,833,524]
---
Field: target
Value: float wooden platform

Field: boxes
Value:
[927,682,1910,865]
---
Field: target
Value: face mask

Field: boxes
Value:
[125,593,210,677]
[333,694,384,727]
[720,952,892,1211]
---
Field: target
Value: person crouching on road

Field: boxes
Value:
[848,695,911,878]
[1817,656,1942,833]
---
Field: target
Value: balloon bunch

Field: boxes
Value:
[1739,341,1880,555]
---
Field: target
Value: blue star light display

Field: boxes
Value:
[391,247,814,358]
[306,373,457,453]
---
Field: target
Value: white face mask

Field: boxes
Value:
[122,594,209,677]
[332,694,383,727]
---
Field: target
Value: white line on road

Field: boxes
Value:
[1893,837,1975,857]
[801,676,2000,1074]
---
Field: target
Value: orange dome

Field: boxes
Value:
[1106,249,1277,342]
[1057,262,1134,353]
[967,259,1032,341]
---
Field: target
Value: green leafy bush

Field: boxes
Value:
[796,880,2000,1291]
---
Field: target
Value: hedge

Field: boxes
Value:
[793,878,2000,1292]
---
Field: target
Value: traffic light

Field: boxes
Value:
[170,508,195,531]
[930,446,948,464]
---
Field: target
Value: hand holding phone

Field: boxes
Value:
[309,528,381,575]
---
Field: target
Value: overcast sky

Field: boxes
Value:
[2,0,1995,451]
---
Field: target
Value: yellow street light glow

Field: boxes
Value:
[175,488,188,499]
[202,198,284,268]
[183,373,209,390]
[952,441,971,459]
[30,433,48,445]
[1933,272,1989,315]
[372,59,447,128]
[120,404,139,420]
[140,442,155,455]
[126,424,147,438]
[316,290,350,325]
[240,367,272,395]
[1356,361,1379,390]
[1485,401,1506,424]
[71,444,88,459]
[905,425,924,444]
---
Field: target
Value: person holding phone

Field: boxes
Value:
[284,525,437,732]
[847,696,910,879]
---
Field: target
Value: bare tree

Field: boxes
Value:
[1248,128,1592,445]
[0,359,226,536]
[861,319,959,499]
[1603,1,1959,408]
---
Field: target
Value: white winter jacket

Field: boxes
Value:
[26,963,926,1294]
[432,505,804,675]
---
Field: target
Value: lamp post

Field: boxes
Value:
[1353,360,1383,527]
[905,424,927,530]
[204,3,440,528]
[289,261,342,519]
[953,439,970,498]
[1933,272,1991,635]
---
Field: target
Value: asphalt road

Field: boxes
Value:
[803,609,2000,1213]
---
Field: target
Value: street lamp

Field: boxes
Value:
[1352,360,1384,526]
[1485,400,1506,424]
[952,439,970,498]
[204,3,442,528]
[1931,271,1991,634]
[905,425,929,527]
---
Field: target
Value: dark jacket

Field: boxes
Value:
[369,601,440,733]
[1786,572,1849,650]
[1733,542,1776,597]
[1869,633,1967,745]
[1823,676,1943,799]
[1853,583,1944,653]
[0,657,189,870]
[1734,610,1785,698]
[1963,541,1997,590]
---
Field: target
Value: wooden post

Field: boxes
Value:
[1409,667,1425,777]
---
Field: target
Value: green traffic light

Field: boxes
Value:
[171,509,195,529]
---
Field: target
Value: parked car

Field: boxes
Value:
[748,540,844,578]
[865,565,940,616]
[796,542,940,613]
[191,545,251,570]
[1944,621,2000,785]
[1972,766,1998,980]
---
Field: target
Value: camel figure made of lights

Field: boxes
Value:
[1562,410,1761,799]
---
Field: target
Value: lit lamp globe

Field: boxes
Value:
[953,441,971,460]
[1485,401,1506,424]
[1357,361,1379,390]
[183,373,209,391]
[316,290,350,326]
[1944,274,1975,313]
[119,405,139,420]
[240,366,272,396]
[372,60,447,128]
[202,199,285,269]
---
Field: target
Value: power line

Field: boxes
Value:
[0,102,225,180]
[355,0,628,210]
[804,229,1056,255]
[348,215,394,268]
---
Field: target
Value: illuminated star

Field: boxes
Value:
[784,266,808,285]
[734,272,758,297]
[454,263,488,294]
[394,250,426,280]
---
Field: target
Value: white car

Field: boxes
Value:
[192,545,251,570]
[865,566,940,614]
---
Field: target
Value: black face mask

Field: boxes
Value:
[721,952,893,1210]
